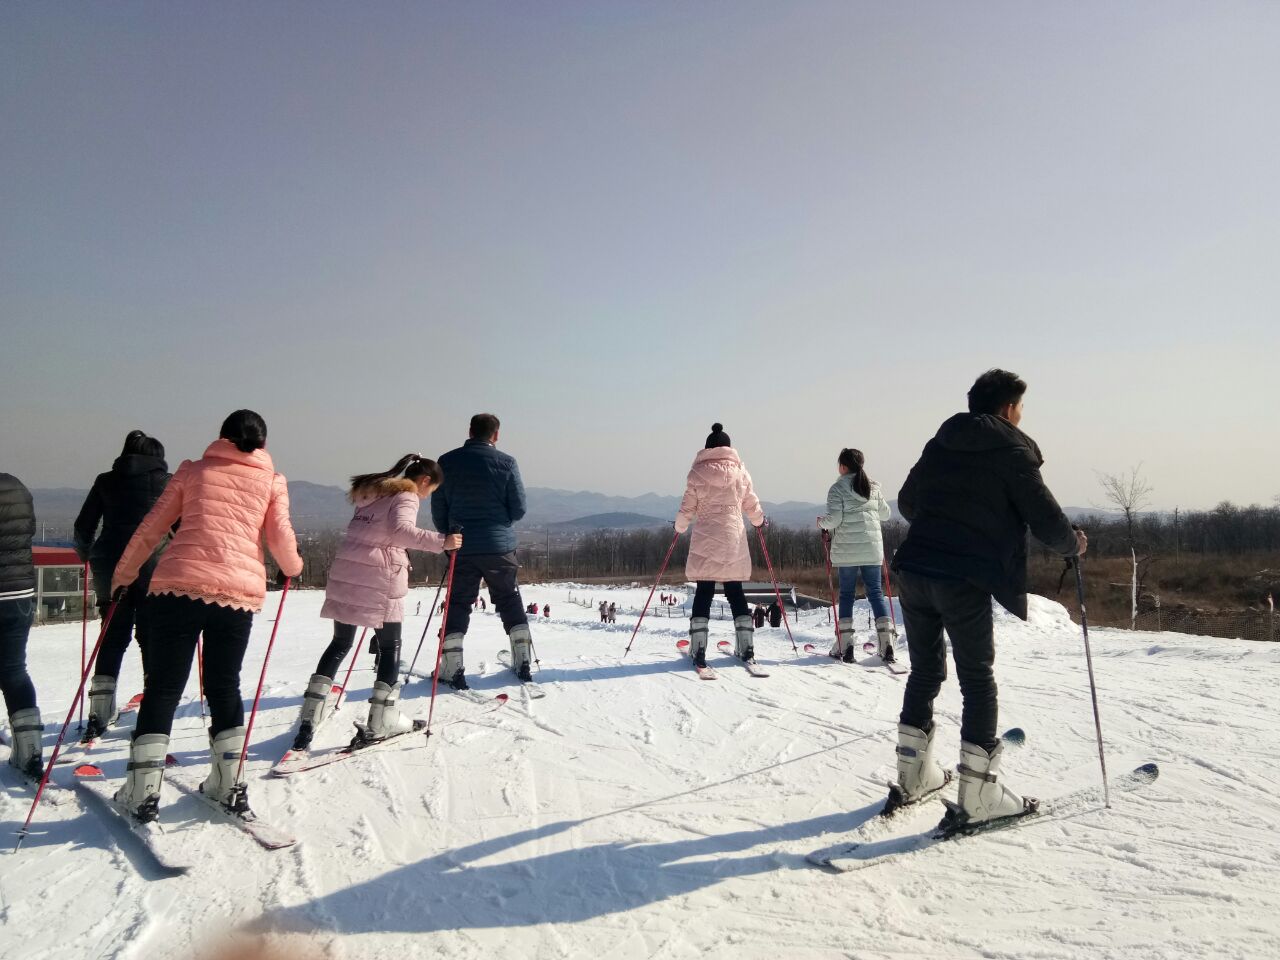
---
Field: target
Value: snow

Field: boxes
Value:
[3,584,1279,959]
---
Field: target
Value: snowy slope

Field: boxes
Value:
[2,585,1279,959]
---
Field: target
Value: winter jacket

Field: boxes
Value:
[73,454,171,594]
[431,439,526,556]
[321,477,446,629]
[893,413,1078,620]
[0,474,36,601]
[674,447,765,583]
[818,477,892,567]
[113,440,303,613]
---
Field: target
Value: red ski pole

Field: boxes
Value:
[16,600,120,850]
[234,578,290,785]
[333,627,366,711]
[755,524,798,653]
[424,546,461,738]
[881,559,900,639]
[623,526,679,657]
[821,527,840,654]
[79,563,89,730]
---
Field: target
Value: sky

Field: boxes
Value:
[2,1,1277,511]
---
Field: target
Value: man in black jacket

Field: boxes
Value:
[0,472,43,779]
[887,369,1087,828]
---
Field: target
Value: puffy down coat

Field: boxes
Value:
[674,447,764,583]
[817,477,891,567]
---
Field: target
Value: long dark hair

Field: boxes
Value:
[349,454,442,498]
[838,448,871,499]
[219,409,267,453]
[121,429,165,461]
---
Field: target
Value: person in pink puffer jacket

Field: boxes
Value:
[110,410,303,822]
[674,423,766,669]
[290,454,461,752]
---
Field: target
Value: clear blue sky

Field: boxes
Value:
[3,2,1277,510]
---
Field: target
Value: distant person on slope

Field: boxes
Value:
[888,369,1087,828]
[431,413,533,688]
[110,410,303,823]
[290,455,460,752]
[0,472,42,780]
[817,448,893,664]
[73,430,171,739]
[674,423,765,668]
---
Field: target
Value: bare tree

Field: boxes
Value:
[1098,465,1154,547]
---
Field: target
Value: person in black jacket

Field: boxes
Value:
[887,369,1087,829]
[0,472,42,779]
[73,431,170,739]
[431,413,534,687]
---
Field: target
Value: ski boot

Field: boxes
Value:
[830,617,855,661]
[6,707,44,781]
[84,674,119,741]
[292,673,335,752]
[114,733,169,823]
[200,726,249,812]
[883,722,951,816]
[688,617,709,669]
[874,617,896,663]
[440,633,468,690]
[939,740,1034,834]
[509,623,534,682]
[733,616,755,661]
[362,681,413,742]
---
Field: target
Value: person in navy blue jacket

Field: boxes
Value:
[431,413,533,687]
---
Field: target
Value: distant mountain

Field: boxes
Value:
[548,512,669,532]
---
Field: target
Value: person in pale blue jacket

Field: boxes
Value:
[817,448,894,663]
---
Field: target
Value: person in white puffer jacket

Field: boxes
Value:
[817,448,893,663]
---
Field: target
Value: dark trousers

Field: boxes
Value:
[896,569,1000,751]
[316,621,401,687]
[691,581,750,620]
[91,561,153,680]
[134,593,253,739]
[443,553,528,637]
[0,597,37,715]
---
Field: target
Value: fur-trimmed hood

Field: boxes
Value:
[350,476,418,506]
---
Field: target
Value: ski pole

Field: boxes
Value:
[79,563,89,730]
[334,627,367,711]
[235,578,291,786]
[623,526,679,657]
[755,524,798,652]
[404,569,449,684]
[424,544,461,738]
[16,600,120,851]
[1072,557,1110,808]
[196,635,206,720]
[820,526,841,653]
[881,559,900,639]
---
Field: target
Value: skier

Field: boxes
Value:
[0,472,42,780]
[599,600,608,622]
[542,604,551,618]
[816,448,893,663]
[431,413,534,687]
[888,370,1087,826]
[752,604,766,629]
[607,602,616,624]
[767,601,782,629]
[673,423,765,667]
[291,455,461,752]
[109,410,304,822]
[73,430,171,738]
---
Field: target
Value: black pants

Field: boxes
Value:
[134,593,254,739]
[91,560,153,680]
[443,553,528,636]
[0,597,37,715]
[896,569,1000,751]
[315,621,401,687]
[691,581,750,620]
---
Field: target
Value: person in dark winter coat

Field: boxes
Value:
[752,605,766,629]
[0,472,42,779]
[767,601,782,628]
[887,369,1087,829]
[431,413,534,687]
[73,431,171,739]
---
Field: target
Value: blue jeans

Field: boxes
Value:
[0,597,37,715]
[837,565,890,620]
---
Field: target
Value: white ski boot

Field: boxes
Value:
[830,617,855,661]
[200,726,249,812]
[884,723,951,815]
[439,633,467,690]
[874,617,896,663]
[944,740,1033,831]
[85,675,119,740]
[292,673,334,751]
[733,616,755,660]
[509,624,534,681]
[114,733,169,822]
[688,617,709,668]
[6,707,44,780]
[363,681,413,741]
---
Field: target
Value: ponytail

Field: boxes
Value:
[838,448,871,499]
[349,453,442,498]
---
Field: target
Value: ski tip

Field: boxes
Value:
[802,643,816,653]
[717,640,731,648]
[1002,727,1026,747]
[675,639,690,650]
[165,754,179,767]
[73,763,105,779]
[863,641,876,653]
[495,693,510,703]
[1134,762,1160,782]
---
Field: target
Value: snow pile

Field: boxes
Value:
[2,584,1278,959]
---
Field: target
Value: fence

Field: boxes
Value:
[1130,607,1277,643]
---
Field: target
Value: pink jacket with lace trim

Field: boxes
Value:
[674,447,765,583]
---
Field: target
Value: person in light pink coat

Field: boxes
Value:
[291,454,461,752]
[110,410,304,822]
[674,423,765,668]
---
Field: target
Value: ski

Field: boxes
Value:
[165,771,297,850]
[716,641,769,677]
[861,641,907,675]
[675,639,717,679]
[53,693,143,765]
[809,761,1159,873]
[0,731,75,802]
[271,720,429,777]
[496,649,547,698]
[73,765,191,873]
[274,680,363,768]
